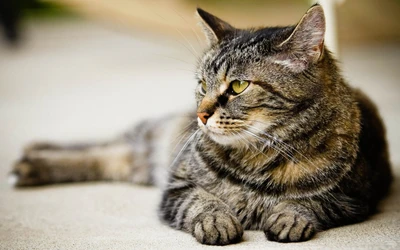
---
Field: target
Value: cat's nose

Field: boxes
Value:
[197,112,211,125]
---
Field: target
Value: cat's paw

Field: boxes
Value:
[192,211,243,245]
[264,211,315,242]
[9,157,49,187]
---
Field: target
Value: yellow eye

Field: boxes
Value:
[200,81,207,95]
[230,80,249,94]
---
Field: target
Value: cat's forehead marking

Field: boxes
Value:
[216,60,230,95]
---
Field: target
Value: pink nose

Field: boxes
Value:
[197,112,211,125]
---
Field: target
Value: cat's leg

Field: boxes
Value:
[9,140,146,187]
[159,178,243,245]
[264,196,368,242]
[10,115,196,188]
[264,201,317,242]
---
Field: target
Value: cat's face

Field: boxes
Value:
[195,6,326,146]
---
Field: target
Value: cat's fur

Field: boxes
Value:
[10,5,392,245]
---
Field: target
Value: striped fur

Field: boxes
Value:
[11,5,392,245]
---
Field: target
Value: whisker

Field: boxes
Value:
[145,4,199,58]
[156,54,195,66]
[170,129,191,157]
[234,132,278,170]
[246,125,297,160]
[171,26,200,57]
[233,131,286,180]
[169,129,200,168]
[235,131,268,159]
[158,68,196,74]
[242,130,296,164]
[246,121,320,171]
[170,120,196,152]
[170,8,203,49]
[246,121,300,155]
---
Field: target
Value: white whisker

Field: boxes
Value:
[170,120,196,152]
[157,54,195,66]
[170,8,203,49]
[246,125,297,160]
[145,3,199,57]
[246,121,320,172]
[170,129,200,168]
[242,130,297,164]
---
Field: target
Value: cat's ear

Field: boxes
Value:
[196,8,236,45]
[275,4,326,72]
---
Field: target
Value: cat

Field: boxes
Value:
[9,4,392,245]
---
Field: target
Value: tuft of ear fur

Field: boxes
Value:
[275,4,326,73]
[196,8,236,45]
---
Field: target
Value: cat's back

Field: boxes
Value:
[351,88,392,206]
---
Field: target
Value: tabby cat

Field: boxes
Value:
[10,4,392,245]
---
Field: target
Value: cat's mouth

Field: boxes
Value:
[197,114,274,147]
[197,117,249,146]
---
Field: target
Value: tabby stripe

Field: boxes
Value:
[320,202,336,225]
[295,165,344,193]
[329,201,345,223]
[300,222,313,241]
[160,195,178,223]
[198,145,287,195]
[253,81,298,104]
[266,213,283,232]
[211,50,229,74]
[178,195,196,229]
[236,207,245,217]
[304,203,325,228]
[161,184,195,224]
[259,155,285,175]
[170,197,186,224]
[167,183,196,198]
[289,99,313,114]
[223,60,231,81]
[250,210,259,226]
[213,216,221,244]
[290,109,332,141]
[245,103,288,112]
[229,215,239,240]
[240,214,248,226]
[302,70,318,84]
[269,101,320,136]
[288,215,299,238]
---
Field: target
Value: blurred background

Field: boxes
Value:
[0,0,400,177]
[1,1,400,248]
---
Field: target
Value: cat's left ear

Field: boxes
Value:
[276,4,326,72]
[196,8,236,45]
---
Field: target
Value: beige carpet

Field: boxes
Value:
[0,20,399,249]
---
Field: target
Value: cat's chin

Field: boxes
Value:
[206,132,246,147]
[198,125,248,147]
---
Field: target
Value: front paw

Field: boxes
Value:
[192,211,243,245]
[265,211,315,242]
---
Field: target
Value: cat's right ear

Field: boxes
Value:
[196,8,236,45]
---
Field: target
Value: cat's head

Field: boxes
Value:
[195,4,329,146]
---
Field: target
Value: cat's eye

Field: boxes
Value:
[199,81,207,95]
[230,80,250,95]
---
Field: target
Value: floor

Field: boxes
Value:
[0,19,399,249]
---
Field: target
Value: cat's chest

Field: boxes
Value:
[189,158,279,229]
[187,142,285,228]
[191,142,283,192]
[198,172,279,229]
[195,141,279,175]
